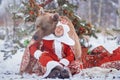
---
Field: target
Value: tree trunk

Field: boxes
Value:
[97,0,103,27]
[4,12,9,41]
[88,0,92,24]
[117,0,120,28]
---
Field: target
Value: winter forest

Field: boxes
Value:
[0,0,120,80]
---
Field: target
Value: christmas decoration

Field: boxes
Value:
[22,0,41,22]
[21,0,54,22]
[60,3,97,39]
[21,0,97,40]
[24,39,30,47]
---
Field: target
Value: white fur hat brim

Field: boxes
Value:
[42,61,62,78]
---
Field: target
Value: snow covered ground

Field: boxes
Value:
[0,33,120,80]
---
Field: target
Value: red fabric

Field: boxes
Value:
[110,47,120,61]
[81,46,120,69]
[113,47,120,54]
[29,39,75,67]
[101,61,120,70]
[98,47,120,66]
[81,47,97,68]
[21,43,120,75]
[68,60,83,75]
[63,43,75,62]
[20,47,45,76]
[20,39,79,75]
[39,53,59,67]
[97,57,110,66]
[91,45,110,55]
[29,42,40,56]
[81,46,111,68]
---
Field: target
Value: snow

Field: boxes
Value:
[89,34,119,53]
[0,33,120,80]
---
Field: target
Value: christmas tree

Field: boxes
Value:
[22,0,97,47]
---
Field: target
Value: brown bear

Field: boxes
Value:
[19,12,82,77]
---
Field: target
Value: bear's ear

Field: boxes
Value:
[51,13,59,21]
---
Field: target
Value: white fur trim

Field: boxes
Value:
[56,21,70,32]
[42,61,62,78]
[34,50,42,59]
[43,21,75,46]
[59,58,69,66]
[54,40,62,59]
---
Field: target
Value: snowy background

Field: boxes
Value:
[0,0,120,80]
[0,33,120,80]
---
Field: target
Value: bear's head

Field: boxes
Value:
[33,12,59,41]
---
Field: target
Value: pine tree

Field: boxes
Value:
[22,0,97,39]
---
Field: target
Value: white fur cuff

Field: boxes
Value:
[42,61,62,78]
[34,50,42,59]
[59,58,69,66]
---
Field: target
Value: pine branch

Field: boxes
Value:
[39,0,53,7]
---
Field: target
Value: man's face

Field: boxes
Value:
[54,25,64,37]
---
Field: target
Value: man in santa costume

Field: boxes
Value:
[29,20,75,79]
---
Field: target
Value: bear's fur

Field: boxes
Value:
[33,12,59,41]
[20,12,82,75]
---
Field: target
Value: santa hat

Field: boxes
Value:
[43,21,75,46]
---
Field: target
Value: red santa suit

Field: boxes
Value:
[29,21,75,78]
